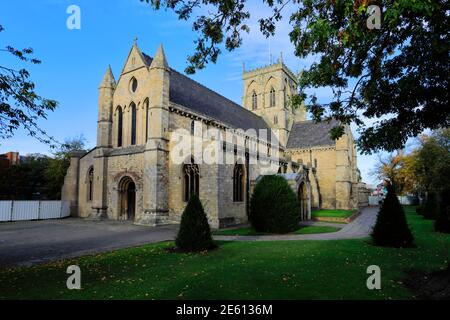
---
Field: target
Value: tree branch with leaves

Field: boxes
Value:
[141,0,449,154]
[0,24,58,146]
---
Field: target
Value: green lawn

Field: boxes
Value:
[0,206,448,300]
[213,225,340,236]
[312,209,357,218]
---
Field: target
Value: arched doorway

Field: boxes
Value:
[298,182,308,221]
[118,177,136,221]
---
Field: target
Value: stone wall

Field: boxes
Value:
[287,146,337,209]
[77,151,95,217]
[217,163,247,227]
[105,150,144,220]
[358,182,370,207]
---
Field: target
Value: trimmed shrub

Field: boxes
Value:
[435,189,450,233]
[423,192,439,220]
[175,193,215,251]
[371,183,414,248]
[249,175,299,234]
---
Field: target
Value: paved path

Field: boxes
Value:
[214,206,378,241]
[0,207,378,267]
[299,221,348,228]
[0,219,177,267]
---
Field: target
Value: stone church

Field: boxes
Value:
[62,41,365,228]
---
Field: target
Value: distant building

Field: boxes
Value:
[0,151,20,168]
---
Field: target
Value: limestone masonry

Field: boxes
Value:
[62,42,368,228]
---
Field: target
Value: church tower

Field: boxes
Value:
[97,65,115,148]
[242,55,306,147]
[90,66,116,219]
[139,44,171,226]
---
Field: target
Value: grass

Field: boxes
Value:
[0,206,448,300]
[293,226,340,235]
[213,225,340,236]
[312,209,357,219]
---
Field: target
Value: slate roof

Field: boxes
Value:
[286,120,338,149]
[142,53,271,133]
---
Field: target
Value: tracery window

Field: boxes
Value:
[269,87,276,107]
[183,159,199,202]
[233,164,245,202]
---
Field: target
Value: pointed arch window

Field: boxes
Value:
[88,167,94,201]
[251,91,257,110]
[183,158,199,202]
[130,102,137,145]
[269,87,276,107]
[117,106,123,147]
[233,164,245,202]
[144,99,150,141]
[190,120,195,136]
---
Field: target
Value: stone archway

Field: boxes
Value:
[118,176,136,221]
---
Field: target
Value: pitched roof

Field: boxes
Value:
[142,53,271,132]
[286,120,338,149]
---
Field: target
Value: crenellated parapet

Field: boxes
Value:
[243,60,298,83]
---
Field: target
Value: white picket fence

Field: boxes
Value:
[0,200,70,222]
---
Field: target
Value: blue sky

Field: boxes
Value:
[0,0,381,184]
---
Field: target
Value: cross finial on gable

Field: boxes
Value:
[133,36,138,45]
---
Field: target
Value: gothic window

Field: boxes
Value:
[190,120,195,136]
[274,115,278,125]
[233,135,238,153]
[269,87,276,107]
[117,106,123,147]
[183,159,199,202]
[314,158,318,168]
[144,99,150,141]
[233,164,245,202]
[251,91,257,110]
[130,102,137,145]
[87,167,94,201]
